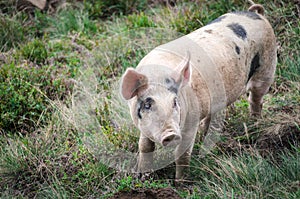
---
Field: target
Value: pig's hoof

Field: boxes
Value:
[250,112,262,118]
[174,178,193,188]
[175,181,194,194]
[136,172,154,182]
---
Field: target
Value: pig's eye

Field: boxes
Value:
[137,97,154,119]
[144,102,151,110]
[143,97,153,110]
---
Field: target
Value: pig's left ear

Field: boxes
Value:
[174,51,191,87]
[120,68,148,100]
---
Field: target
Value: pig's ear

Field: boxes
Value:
[121,68,148,100]
[174,51,191,87]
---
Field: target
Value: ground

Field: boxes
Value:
[109,188,182,199]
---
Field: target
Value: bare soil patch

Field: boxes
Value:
[109,188,182,199]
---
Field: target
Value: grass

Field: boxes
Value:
[187,149,300,198]
[0,0,299,198]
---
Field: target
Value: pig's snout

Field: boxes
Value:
[161,132,181,147]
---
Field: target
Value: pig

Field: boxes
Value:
[120,4,277,180]
[23,0,47,10]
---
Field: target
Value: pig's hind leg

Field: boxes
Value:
[246,49,276,117]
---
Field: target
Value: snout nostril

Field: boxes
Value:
[174,136,180,141]
[162,135,175,146]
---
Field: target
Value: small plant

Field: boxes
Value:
[277,56,300,82]
[83,0,148,19]
[19,39,48,64]
[0,15,25,52]
[117,176,133,191]
[0,61,75,134]
[55,8,98,36]
[169,0,243,34]
[0,63,48,133]
[127,12,156,28]
[116,175,168,192]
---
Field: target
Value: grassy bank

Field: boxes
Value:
[0,0,299,198]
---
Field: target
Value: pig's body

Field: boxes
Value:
[121,4,276,180]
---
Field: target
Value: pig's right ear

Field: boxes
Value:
[120,68,148,100]
[174,51,191,87]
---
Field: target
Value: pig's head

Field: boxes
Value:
[120,53,191,147]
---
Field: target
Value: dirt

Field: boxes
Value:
[109,188,182,199]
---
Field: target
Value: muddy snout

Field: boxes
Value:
[161,131,182,147]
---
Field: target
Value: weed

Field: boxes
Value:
[115,175,168,193]
[127,12,156,28]
[0,49,77,133]
[83,0,148,19]
[0,15,25,52]
[277,56,300,82]
[19,39,48,64]
[0,63,49,133]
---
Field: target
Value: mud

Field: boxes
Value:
[109,188,182,199]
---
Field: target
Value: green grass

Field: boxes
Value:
[0,0,299,198]
[187,149,300,198]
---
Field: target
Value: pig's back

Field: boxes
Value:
[137,10,276,112]
[186,11,276,104]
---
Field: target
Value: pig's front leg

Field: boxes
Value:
[137,135,155,173]
[175,126,198,180]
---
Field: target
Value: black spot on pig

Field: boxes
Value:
[235,45,240,55]
[227,23,247,40]
[165,78,179,94]
[207,15,226,25]
[232,11,262,20]
[247,53,260,82]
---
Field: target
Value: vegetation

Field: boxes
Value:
[0,0,299,198]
